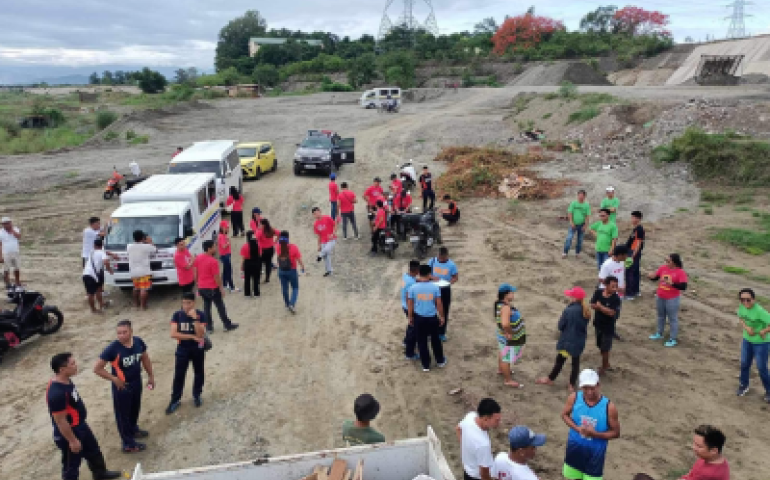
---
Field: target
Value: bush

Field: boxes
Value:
[320,82,354,92]
[104,131,119,141]
[135,67,168,94]
[129,134,149,145]
[513,63,525,74]
[558,81,578,99]
[567,106,599,124]
[96,111,118,130]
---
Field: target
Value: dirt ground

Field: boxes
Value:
[1,86,770,480]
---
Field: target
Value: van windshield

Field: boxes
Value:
[169,161,221,178]
[105,216,179,251]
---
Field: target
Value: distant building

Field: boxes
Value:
[248,38,324,57]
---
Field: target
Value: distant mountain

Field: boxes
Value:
[0,65,207,85]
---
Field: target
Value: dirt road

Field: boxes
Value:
[1,87,768,480]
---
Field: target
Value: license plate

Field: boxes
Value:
[305,164,316,169]
[341,153,346,160]
[410,236,420,242]
[385,238,395,244]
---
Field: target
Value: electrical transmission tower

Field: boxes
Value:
[725,0,752,39]
[378,0,439,40]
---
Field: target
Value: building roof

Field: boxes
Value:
[249,37,323,47]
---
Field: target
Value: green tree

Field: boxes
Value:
[378,51,416,88]
[101,70,114,85]
[218,66,242,86]
[135,67,168,93]
[114,71,127,84]
[174,68,189,84]
[347,52,377,88]
[215,10,268,73]
[89,72,100,85]
[253,64,279,87]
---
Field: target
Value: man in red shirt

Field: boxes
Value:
[682,425,730,480]
[391,189,412,237]
[364,177,384,218]
[329,173,340,221]
[339,182,359,240]
[389,173,403,197]
[194,240,238,333]
[174,237,196,294]
[370,200,389,255]
[312,207,337,277]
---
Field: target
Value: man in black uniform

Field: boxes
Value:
[419,166,435,211]
[94,319,155,453]
[591,276,622,376]
[166,292,207,415]
[47,352,121,480]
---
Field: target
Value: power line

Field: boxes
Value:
[725,0,753,38]
[378,0,439,40]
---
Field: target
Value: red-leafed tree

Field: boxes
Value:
[491,14,565,55]
[613,6,670,37]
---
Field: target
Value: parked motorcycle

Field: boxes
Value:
[0,287,64,363]
[397,161,417,192]
[378,102,400,114]
[402,208,442,259]
[375,226,399,259]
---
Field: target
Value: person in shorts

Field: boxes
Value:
[127,230,156,310]
[590,276,621,375]
[495,283,525,388]
[0,216,22,289]
[82,239,114,314]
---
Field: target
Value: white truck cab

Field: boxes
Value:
[104,174,221,288]
[168,140,242,208]
[360,87,402,109]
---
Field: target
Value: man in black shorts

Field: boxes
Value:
[591,276,621,375]
[47,352,121,480]
[82,239,113,314]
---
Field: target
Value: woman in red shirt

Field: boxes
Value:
[218,220,239,292]
[257,219,279,283]
[249,207,262,233]
[648,253,687,347]
[226,187,245,237]
[240,231,262,297]
[276,231,305,314]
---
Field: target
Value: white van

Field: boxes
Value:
[104,174,221,287]
[360,87,402,109]
[168,140,242,208]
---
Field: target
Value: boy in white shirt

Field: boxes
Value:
[456,398,501,480]
[492,426,547,480]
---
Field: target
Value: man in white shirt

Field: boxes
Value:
[82,217,104,268]
[0,217,22,289]
[598,245,628,340]
[82,239,114,313]
[129,161,141,178]
[127,230,157,310]
[492,426,547,480]
[455,398,502,480]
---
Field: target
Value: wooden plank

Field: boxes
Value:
[300,474,318,480]
[341,470,351,480]
[327,459,347,480]
[314,465,329,480]
[352,459,364,480]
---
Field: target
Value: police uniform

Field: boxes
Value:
[170,309,206,403]
[99,337,147,449]
[429,257,458,337]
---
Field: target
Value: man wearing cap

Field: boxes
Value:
[0,217,22,290]
[600,187,619,224]
[561,369,621,480]
[456,398,502,480]
[328,173,340,221]
[342,394,385,445]
[493,426,546,480]
[588,209,618,271]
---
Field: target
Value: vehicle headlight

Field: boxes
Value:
[294,153,301,159]
[161,260,174,269]
[322,154,331,160]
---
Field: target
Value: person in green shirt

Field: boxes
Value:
[563,190,591,259]
[342,394,386,445]
[736,288,770,403]
[600,187,620,224]
[588,209,618,271]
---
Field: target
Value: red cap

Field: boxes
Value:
[564,286,586,300]
[220,220,229,229]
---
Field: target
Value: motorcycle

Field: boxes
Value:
[378,102,400,114]
[402,208,442,259]
[104,176,122,200]
[0,287,64,363]
[397,161,417,192]
[375,226,399,259]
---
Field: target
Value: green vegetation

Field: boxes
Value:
[703,206,714,215]
[568,106,600,124]
[129,134,150,145]
[104,131,119,141]
[653,128,770,185]
[735,206,752,212]
[542,113,552,119]
[701,190,729,204]
[96,111,118,130]
[559,81,578,99]
[714,211,770,254]
[723,266,750,275]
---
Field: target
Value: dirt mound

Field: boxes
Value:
[434,146,573,200]
[510,62,611,87]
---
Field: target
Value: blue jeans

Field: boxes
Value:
[563,224,585,255]
[739,339,770,394]
[278,269,299,307]
[330,201,338,221]
[220,254,234,289]
[596,251,609,271]
[655,296,680,340]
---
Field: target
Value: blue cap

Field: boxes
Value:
[499,283,517,294]
[508,426,546,449]
[252,207,261,215]
[330,173,337,180]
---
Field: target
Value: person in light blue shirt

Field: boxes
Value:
[429,247,459,342]
[408,264,446,372]
[401,260,420,361]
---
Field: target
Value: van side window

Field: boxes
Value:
[183,210,193,234]
[207,180,217,203]
[391,89,399,96]
[260,144,271,154]
[227,150,239,171]
[379,89,388,96]
[197,188,208,215]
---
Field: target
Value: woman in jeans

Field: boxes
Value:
[217,221,239,292]
[276,231,305,314]
[648,253,687,347]
[257,219,279,283]
[536,286,590,392]
[240,231,262,297]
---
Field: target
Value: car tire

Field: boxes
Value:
[294,165,301,176]
[254,168,261,181]
[271,159,277,172]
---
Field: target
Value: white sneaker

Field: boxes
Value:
[438,360,447,368]
[561,253,567,259]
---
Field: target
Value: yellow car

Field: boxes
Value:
[237,142,277,180]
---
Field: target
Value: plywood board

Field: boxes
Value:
[352,459,364,480]
[328,459,347,480]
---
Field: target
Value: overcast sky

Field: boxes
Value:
[1,0,768,71]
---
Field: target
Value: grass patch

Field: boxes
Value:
[568,106,600,124]
[748,274,770,284]
[65,171,79,178]
[757,295,770,304]
[0,127,91,155]
[703,206,714,215]
[701,190,729,204]
[653,128,770,185]
[722,266,750,275]
[734,206,752,212]
[128,134,149,145]
[104,131,119,141]
[542,112,552,119]
[714,228,770,254]
[665,469,689,480]
[677,207,689,212]
[96,111,118,130]
[734,191,755,204]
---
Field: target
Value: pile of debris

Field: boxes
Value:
[435,146,573,200]
[299,459,363,480]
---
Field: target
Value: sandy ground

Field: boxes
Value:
[1,86,770,480]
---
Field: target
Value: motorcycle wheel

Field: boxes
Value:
[387,246,395,259]
[434,225,443,245]
[103,190,113,200]
[414,243,427,260]
[40,306,64,335]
